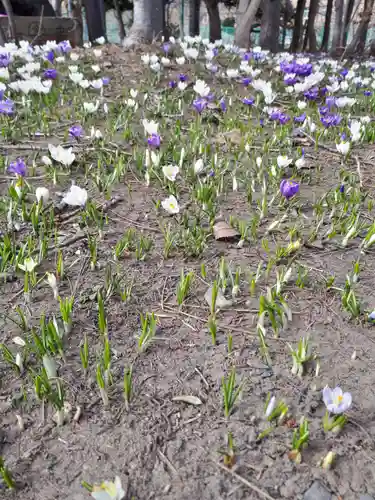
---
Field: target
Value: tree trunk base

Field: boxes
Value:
[122,28,153,48]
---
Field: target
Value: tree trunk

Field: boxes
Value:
[330,0,344,55]
[54,0,62,16]
[72,0,83,45]
[83,0,106,41]
[343,0,355,46]
[0,23,6,45]
[346,0,375,54]
[321,0,333,50]
[370,36,375,55]
[113,0,126,41]
[1,0,17,42]
[123,0,165,47]
[204,0,221,41]
[290,0,306,51]
[306,0,319,51]
[188,0,201,36]
[260,0,280,52]
[235,0,263,47]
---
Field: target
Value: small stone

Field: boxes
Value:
[360,495,374,500]
[304,480,332,500]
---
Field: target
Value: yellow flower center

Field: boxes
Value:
[337,395,343,403]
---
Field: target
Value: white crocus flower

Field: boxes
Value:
[277,155,292,168]
[193,79,210,97]
[142,119,159,135]
[194,158,204,174]
[95,36,106,45]
[162,195,180,214]
[145,150,160,168]
[83,101,99,113]
[35,187,50,203]
[48,144,75,167]
[162,165,179,182]
[18,257,37,272]
[69,72,84,84]
[349,120,363,142]
[47,272,58,300]
[150,62,161,72]
[41,155,52,166]
[91,476,125,500]
[184,47,199,60]
[62,185,88,207]
[90,127,103,139]
[126,98,136,108]
[265,396,276,418]
[178,81,187,91]
[176,56,185,65]
[161,57,171,67]
[13,336,26,347]
[295,157,306,169]
[130,88,138,98]
[79,79,90,89]
[297,100,307,110]
[91,79,104,89]
[256,157,262,167]
[93,49,102,58]
[227,68,239,79]
[141,54,150,65]
[335,96,356,108]
[336,141,350,155]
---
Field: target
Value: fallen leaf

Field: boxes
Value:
[172,395,203,406]
[213,221,240,241]
[204,286,233,310]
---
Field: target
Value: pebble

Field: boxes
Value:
[359,495,374,500]
[303,480,332,500]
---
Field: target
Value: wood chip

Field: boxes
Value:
[172,395,203,406]
[213,221,240,241]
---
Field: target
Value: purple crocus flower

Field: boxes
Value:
[339,184,345,193]
[169,80,177,88]
[212,48,219,57]
[179,73,188,82]
[44,68,57,79]
[340,68,348,77]
[304,87,319,100]
[193,98,207,114]
[280,179,300,199]
[45,50,55,63]
[278,113,290,125]
[8,158,26,177]
[326,96,336,108]
[321,114,342,128]
[69,125,84,139]
[243,52,251,61]
[242,77,251,86]
[242,97,255,106]
[364,90,373,96]
[102,77,110,85]
[319,106,329,115]
[284,75,297,86]
[0,53,10,67]
[209,65,218,73]
[322,386,352,415]
[163,42,170,54]
[147,133,161,148]
[270,110,282,121]
[219,98,227,112]
[294,113,306,123]
[320,87,328,96]
[0,98,14,116]
[58,41,71,54]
